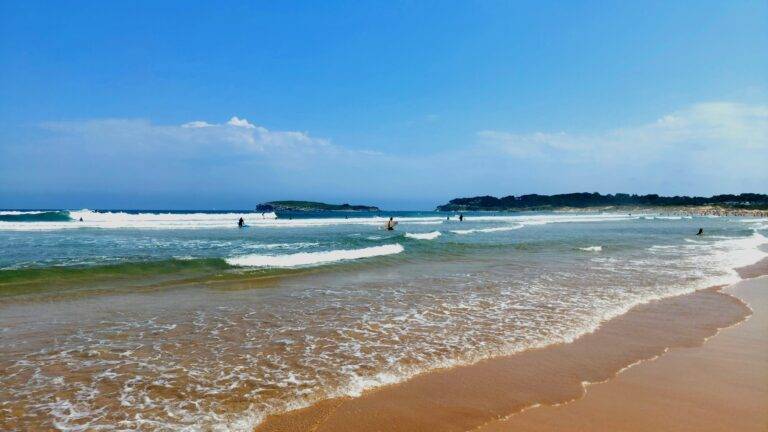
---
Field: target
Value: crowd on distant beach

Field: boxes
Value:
[652,208,768,218]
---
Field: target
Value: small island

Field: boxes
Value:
[436,193,768,212]
[256,201,380,212]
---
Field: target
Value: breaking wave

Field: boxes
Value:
[404,231,441,240]
[451,225,523,235]
[0,210,72,222]
[226,244,405,268]
[579,246,603,252]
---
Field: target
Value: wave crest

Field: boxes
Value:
[226,244,404,268]
[450,225,523,235]
[0,211,71,222]
[404,231,441,240]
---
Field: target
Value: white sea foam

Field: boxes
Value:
[0,210,50,215]
[742,219,768,231]
[451,225,523,235]
[0,209,276,231]
[6,214,767,432]
[404,231,441,240]
[226,244,404,268]
[702,232,768,285]
[449,214,638,233]
[308,231,768,410]
[0,210,641,231]
[579,246,603,252]
[449,213,633,224]
[241,242,319,250]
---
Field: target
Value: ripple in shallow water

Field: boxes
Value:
[1,231,765,430]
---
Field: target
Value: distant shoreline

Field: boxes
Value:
[437,193,768,214]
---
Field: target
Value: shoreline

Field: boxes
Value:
[253,258,768,431]
[488,273,768,431]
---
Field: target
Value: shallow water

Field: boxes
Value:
[0,210,766,430]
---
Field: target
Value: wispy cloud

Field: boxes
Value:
[3,102,765,206]
[478,102,768,164]
[181,120,214,129]
[469,101,768,195]
[41,116,333,155]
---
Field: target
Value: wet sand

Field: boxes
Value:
[254,262,768,431]
[482,275,768,432]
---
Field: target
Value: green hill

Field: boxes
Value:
[437,193,768,211]
[256,201,380,212]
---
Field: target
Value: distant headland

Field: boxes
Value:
[436,193,768,211]
[256,201,380,212]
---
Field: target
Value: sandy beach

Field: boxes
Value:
[2,216,765,430]
[483,275,768,432]
[255,260,768,432]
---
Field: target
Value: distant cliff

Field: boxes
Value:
[436,193,768,211]
[256,201,380,212]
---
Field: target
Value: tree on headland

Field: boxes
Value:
[436,193,768,211]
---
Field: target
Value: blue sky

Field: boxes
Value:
[1,1,766,209]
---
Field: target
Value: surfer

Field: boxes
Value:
[386,217,396,231]
[696,228,703,236]
[238,217,245,228]
[79,217,83,222]
[459,214,464,222]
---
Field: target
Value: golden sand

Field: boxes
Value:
[484,275,768,432]
[254,259,768,431]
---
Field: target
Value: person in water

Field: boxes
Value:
[697,228,704,236]
[79,217,83,222]
[459,214,464,222]
[386,217,395,231]
[238,217,245,228]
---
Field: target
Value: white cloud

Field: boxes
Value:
[478,102,768,164]
[226,116,256,129]
[181,121,214,128]
[38,116,351,158]
[469,101,768,194]
[12,102,765,202]
[177,117,332,152]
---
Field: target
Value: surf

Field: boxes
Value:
[0,210,72,222]
[226,244,405,268]
[405,231,441,240]
[451,225,523,235]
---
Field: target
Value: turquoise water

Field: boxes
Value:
[1,209,766,430]
[1,209,760,284]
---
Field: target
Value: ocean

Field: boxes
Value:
[1,209,766,430]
